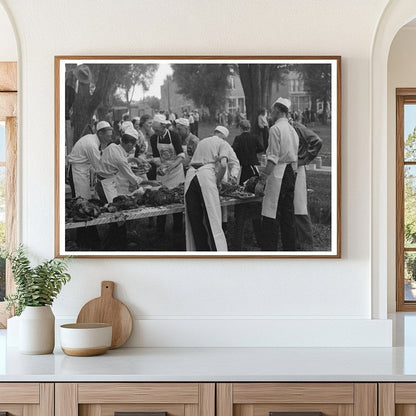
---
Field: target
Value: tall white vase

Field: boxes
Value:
[19,306,55,354]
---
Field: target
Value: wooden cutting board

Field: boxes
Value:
[76,281,133,349]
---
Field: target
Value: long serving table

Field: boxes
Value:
[65,196,262,229]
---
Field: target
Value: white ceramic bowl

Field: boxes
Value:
[60,323,112,356]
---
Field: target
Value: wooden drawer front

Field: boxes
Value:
[380,383,416,416]
[233,384,354,404]
[57,383,215,416]
[80,403,187,416]
[395,383,416,404]
[218,384,376,416]
[78,383,200,404]
[0,383,39,403]
[0,383,53,416]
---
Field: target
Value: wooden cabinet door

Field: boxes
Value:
[55,383,215,416]
[379,383,416,416]
[217,383,377,416]
[0,383,53,415]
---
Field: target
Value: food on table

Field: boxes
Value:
[66,197,102,222]
[244,176,260,194]
[219,182,240,196]
[142,184,184,206]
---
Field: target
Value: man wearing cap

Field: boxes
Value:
[184,126,236,251]
[68,120,113,200]
[256,97,299,251]
[151,114,186,232]
[175,117,199,169]
[95,126,144,203]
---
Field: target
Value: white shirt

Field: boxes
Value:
[190,135,232,166]
[67,134,101,171]
[97,143,142,186]
[266,118,299,165]
[223,145,240,182]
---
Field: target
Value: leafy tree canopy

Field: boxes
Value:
[172,64,230,116]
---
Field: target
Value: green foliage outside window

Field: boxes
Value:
[404,126,416,281]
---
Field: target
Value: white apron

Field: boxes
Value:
[100,176,119,203]
[184,164,228,251]
[156,132,185,189]
[71,163,92,200]
[294,165,308,215]
[261,162,288,219]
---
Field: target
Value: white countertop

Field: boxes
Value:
[2,345,416,382]
[3,313,416,382]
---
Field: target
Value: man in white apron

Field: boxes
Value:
[150,114,185,233]
[184,126,233,251]
[291,119,323,250]
[96,126,144,203]
[256,98,299,251]
[68,121,113,199]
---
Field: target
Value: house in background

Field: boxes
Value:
[160,75,197,116]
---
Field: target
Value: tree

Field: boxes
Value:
[171,64,230,120]
[141,96,160,112]
[238,64,286,132]
[405,127,416,249]
[70,63,158,144]
[115,64,158,113]
[292,64,332,124]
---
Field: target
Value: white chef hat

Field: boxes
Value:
[214,125,229,138]
[96,120,113,132]
[153,114,169,124]
[176,117,190,127]
[272,97,291,111]
[122,126,138,140]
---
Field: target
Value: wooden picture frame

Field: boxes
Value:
[55,56,341,258]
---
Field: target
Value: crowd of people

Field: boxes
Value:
[66,97,323,252]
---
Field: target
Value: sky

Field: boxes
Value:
[134,64,173,99]
[405,104,416,139]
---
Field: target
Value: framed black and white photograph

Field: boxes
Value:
[55,56,341,258]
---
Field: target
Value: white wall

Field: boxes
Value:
[0,3,16,61]
[0,0,394,347]
[387,26,416,312]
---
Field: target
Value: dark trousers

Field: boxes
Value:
[231,167,261,250]
[185,176,216,251]
[157,213,183,233]
[260,127,269,150]
[232,203,262,250]
[261,164,296,251]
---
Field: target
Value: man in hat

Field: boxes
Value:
[184,126,237,251]
[68,120,113,200]
[150,113,186,232]
[175,117,199,170]
[95,126,144,203]
[256,97,299,251]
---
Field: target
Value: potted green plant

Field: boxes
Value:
[3,245,71,354]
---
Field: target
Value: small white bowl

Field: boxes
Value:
[60,323,112,356]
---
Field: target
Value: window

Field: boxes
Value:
[228,76,235,89]
[0,62,17,326]
[396,89,416,311]
[0,122,6,299]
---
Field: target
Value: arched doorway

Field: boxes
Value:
[371,1,416,318]
[0,0,18,326]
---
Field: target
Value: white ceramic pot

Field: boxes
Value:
[19,306,55,354]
